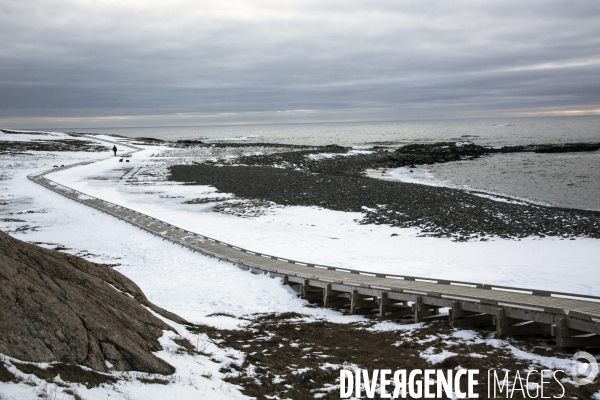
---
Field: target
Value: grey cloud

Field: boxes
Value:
[0,0,599,127]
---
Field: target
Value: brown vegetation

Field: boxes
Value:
[191,313,599,400]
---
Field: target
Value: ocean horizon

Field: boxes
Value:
[41,115,598,211]
[44,115,600,148]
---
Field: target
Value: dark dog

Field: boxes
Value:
[119,158,123,162]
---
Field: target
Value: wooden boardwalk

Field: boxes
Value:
[28,145,600,348]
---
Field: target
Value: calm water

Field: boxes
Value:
[386,151,600,210]
[64,116,600,210]
[69,116,600,147]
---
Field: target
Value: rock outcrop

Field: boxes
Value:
[0,230,186,374]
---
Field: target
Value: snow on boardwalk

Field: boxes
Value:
[27,150,600,348]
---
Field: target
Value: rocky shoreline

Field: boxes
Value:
[230,141,600,176]
[169,141,600,241]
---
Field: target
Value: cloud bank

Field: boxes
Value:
[1,0,599,128]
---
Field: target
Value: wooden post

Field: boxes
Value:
[556,316,568,349]
[495,308,505,338]
[350,289,357,314]
[323,284,332,307]
[414,296,423,322]
[379,292,387,320]
[300,279,309,298]
[448,301,458,324]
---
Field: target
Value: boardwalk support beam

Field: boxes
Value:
[301,281,324,302]
[555,316,600,349]
[350,290,378,315]
[495,308,552,337]
[413,296,438,323]
[379,295,412,320]
[323,284,349,308]
[450,302,493,327]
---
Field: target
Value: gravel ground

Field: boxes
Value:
[232,146,460,176]
[169,164,600,241]
[233,141,600,176]
[0,139,108,153]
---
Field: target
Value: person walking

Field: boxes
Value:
[112,145,117,156]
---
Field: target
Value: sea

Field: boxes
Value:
[67,115,600,211]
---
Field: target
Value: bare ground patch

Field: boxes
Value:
[183,196,232,204]
[212,199,282,218]
[188,313,599,399]
[11,362,117,389]
[0,139,108,153]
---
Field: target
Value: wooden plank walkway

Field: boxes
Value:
[27,142,600,348]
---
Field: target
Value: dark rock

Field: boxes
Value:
[532,143,600,153]
[0,140,107,153]
[169,164,600,241]
[176,139,203,145]
[0,230,186,374]
[493,142,600,153]
[395,141,488,155]
[232,141,600,177]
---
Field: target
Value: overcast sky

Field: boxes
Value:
[1,0,599,128]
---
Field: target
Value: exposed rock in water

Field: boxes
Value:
[135,137,165,143]
[231,141,600,176]
[509,142,600,153]
[394,141,490,155]
[0,230,187,374]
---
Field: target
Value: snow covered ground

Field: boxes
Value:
[46,135,600,296]
[1,130,599,399]
[0,131,359,399]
